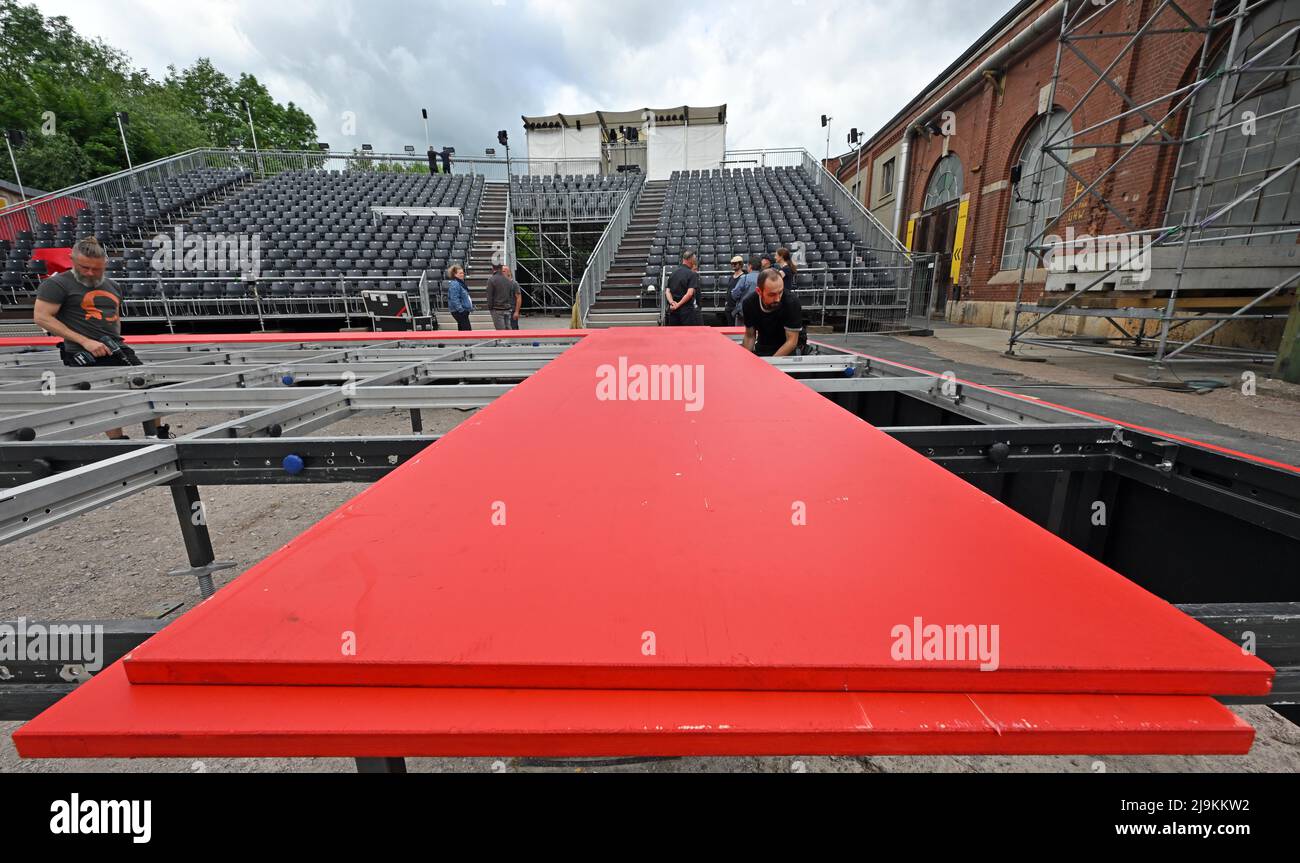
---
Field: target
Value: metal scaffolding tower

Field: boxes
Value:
[1006,0,1300,364]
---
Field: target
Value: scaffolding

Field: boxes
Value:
[1006,0,1300,364]
[511,191,628,314]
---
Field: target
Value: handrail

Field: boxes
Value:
[798,150,911,259]
[574,178,644,327]
[504,187,516,271]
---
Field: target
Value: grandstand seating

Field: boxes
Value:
[106,170,482,317]
[653,165,878,272]
[6,158,901,329]
[1,168,248,300]
[591,165,900,320]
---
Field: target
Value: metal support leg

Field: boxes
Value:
[167,482,235,599]
[355,757,407,773]
[410,409,423,434]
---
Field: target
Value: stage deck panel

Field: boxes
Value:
[121,328,1272,694]
[13,664,1255,758]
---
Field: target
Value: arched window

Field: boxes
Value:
[923,153,964,211]
[1001,109,1074,271]
[1166,0,1300,245]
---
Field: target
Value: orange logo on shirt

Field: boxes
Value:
[81,290,120,323]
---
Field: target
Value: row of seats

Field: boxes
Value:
[641,166,894,290]
[510,174,641,221]
[160,170,485,281]
[511,174,638,192]
[1,168,251,297]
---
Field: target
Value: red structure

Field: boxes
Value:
[13,328,1270,760]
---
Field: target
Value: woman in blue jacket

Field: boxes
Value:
[446,264,474,330]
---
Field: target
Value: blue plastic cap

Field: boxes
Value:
[282,454,305,476]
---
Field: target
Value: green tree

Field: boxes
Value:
[0,0,318,192]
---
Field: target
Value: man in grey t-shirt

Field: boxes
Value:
[34,237,126,357]
[485,263,516,331]
[34,236,137,438]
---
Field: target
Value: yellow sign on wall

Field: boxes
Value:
[950,198,970,283]
[905,218,916,251]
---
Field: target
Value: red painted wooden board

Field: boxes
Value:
[13,664,1255,758]
[122,328,1273,694]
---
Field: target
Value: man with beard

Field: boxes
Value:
[34,236,139,439]
[741,268,806,358]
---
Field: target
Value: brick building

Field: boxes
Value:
[831,0,1300,345]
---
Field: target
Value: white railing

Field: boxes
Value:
[575,181,644,327]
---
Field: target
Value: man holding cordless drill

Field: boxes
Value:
[33,235,141,439]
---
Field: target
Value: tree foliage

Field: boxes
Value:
[0,0,317,193]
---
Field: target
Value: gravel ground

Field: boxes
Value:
[3,406,1297,774]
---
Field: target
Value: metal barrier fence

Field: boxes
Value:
[576,183,643,326]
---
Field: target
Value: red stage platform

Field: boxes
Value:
[118,328,1270,695]
[13,663,1254,758]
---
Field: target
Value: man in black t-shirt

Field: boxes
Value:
[742,268,805,357]
[665,250,703,326]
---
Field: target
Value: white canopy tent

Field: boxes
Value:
[522,105,727,180]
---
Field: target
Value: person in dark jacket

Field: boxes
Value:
[446,264,473,330]
[665,250,703,326]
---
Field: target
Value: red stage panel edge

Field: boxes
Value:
[14,664,1255,759]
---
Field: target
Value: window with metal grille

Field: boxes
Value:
[1165,0,1300,246]
[1001,110,1074,272]
[923,153,964,212]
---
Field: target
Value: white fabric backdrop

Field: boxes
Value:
[647,124,727,180]
[685,124,727,173]
[526,129,565,175]
[647,125,687,181]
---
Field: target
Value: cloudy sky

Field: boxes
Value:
[33,0,1016,160]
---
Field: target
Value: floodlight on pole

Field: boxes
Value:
[821,114,833,163]
[421,108,430,152]
[497,130,511,180]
